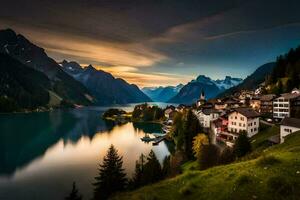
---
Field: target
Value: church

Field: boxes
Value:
[196,89,206,107]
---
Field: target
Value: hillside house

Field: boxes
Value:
[194,109,221,129]
[228,107,260,137]
[273,93,300,119]
[280,117,300,143]
[250,97,261,112]
[260,94,276,114]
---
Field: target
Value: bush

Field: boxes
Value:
[219,147,235,165]
[233,132,252,158]
[198,144,220,170]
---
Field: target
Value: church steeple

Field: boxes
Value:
[200,89,205,100]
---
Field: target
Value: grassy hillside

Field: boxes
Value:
[112,131,300,200]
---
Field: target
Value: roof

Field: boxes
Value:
[281,117,300,129]
[202,109,221,115]
[277,93,300,100]
[260,94,276,101]
[231,107,260,118]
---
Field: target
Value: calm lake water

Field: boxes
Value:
[0,103,175,200]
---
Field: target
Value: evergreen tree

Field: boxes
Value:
[162,155,171,178]
[92,145,127,200]
[233,132,252,158]
[143,150,162,183]
[183,109,202,159]
[130,154,146,188]
[64,182,82,200]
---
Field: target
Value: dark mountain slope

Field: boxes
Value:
[61,61,152,105]
[0,53,50,112]
[218,62,275,97]
[0,29,93,105]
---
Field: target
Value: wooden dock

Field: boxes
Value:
[152,136,166,146]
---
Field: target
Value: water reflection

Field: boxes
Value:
[0,107,171,200]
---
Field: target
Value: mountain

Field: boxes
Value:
[142,84,183,102]
[168,75,242,104]
[266,46,300,94]
[60,60,152,105]
[0,29,93,105]
[218,62,276,97]
[0,53,51,112]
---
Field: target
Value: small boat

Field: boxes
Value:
[141,134,154,142]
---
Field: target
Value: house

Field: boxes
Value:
[164,106,176,119]
[280,117,300,143]
[291,88,300,94]
[228,107,260,137]
[291,96,300,118]
[194,108,221,129]
[273,93,300,119]
[249,97,261,112]
[215,102,227,110]
[260,94,276,114]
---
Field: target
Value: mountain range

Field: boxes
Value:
[60,60,151,105]
[142,84,183,102]
[218,62,276,97]
[168,75,242,104]
[0,29,93,106]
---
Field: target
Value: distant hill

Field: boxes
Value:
[0,53,51,112]
[142,84,183,102]
[0,29,93,105]
[168,75,242,104]
[60,60,152,105]
[266,46,300,94]
[218,62,275,97]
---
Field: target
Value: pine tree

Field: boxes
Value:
[162,155,171,178]
[143,150,162,183]
[92,145,127,200]
[183,109,202,159]
[64,182,82,200]
[130,154,146,189]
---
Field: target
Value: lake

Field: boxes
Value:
[0,103,174,200]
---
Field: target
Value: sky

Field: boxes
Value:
[1,0,300,87]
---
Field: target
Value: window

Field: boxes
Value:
[254,122,256,125]
[251,129,253,132]
[235,116,237,119]
[254,128,257,131]
[241,117,244,121]
[243,124,245,127]
[239,123,242,127]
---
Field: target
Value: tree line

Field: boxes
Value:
[65,145,171,200]
[266,46,300,94]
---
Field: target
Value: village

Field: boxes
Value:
[163,87,300,147]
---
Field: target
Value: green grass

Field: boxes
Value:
[112,131,300,200]
[251,125,279,151]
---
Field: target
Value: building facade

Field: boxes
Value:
[260,94,276,114]
[280,117,300,143]
[228,108,260,137]
[273,93,300,119]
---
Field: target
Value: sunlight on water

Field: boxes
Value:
[0,107,171,200]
